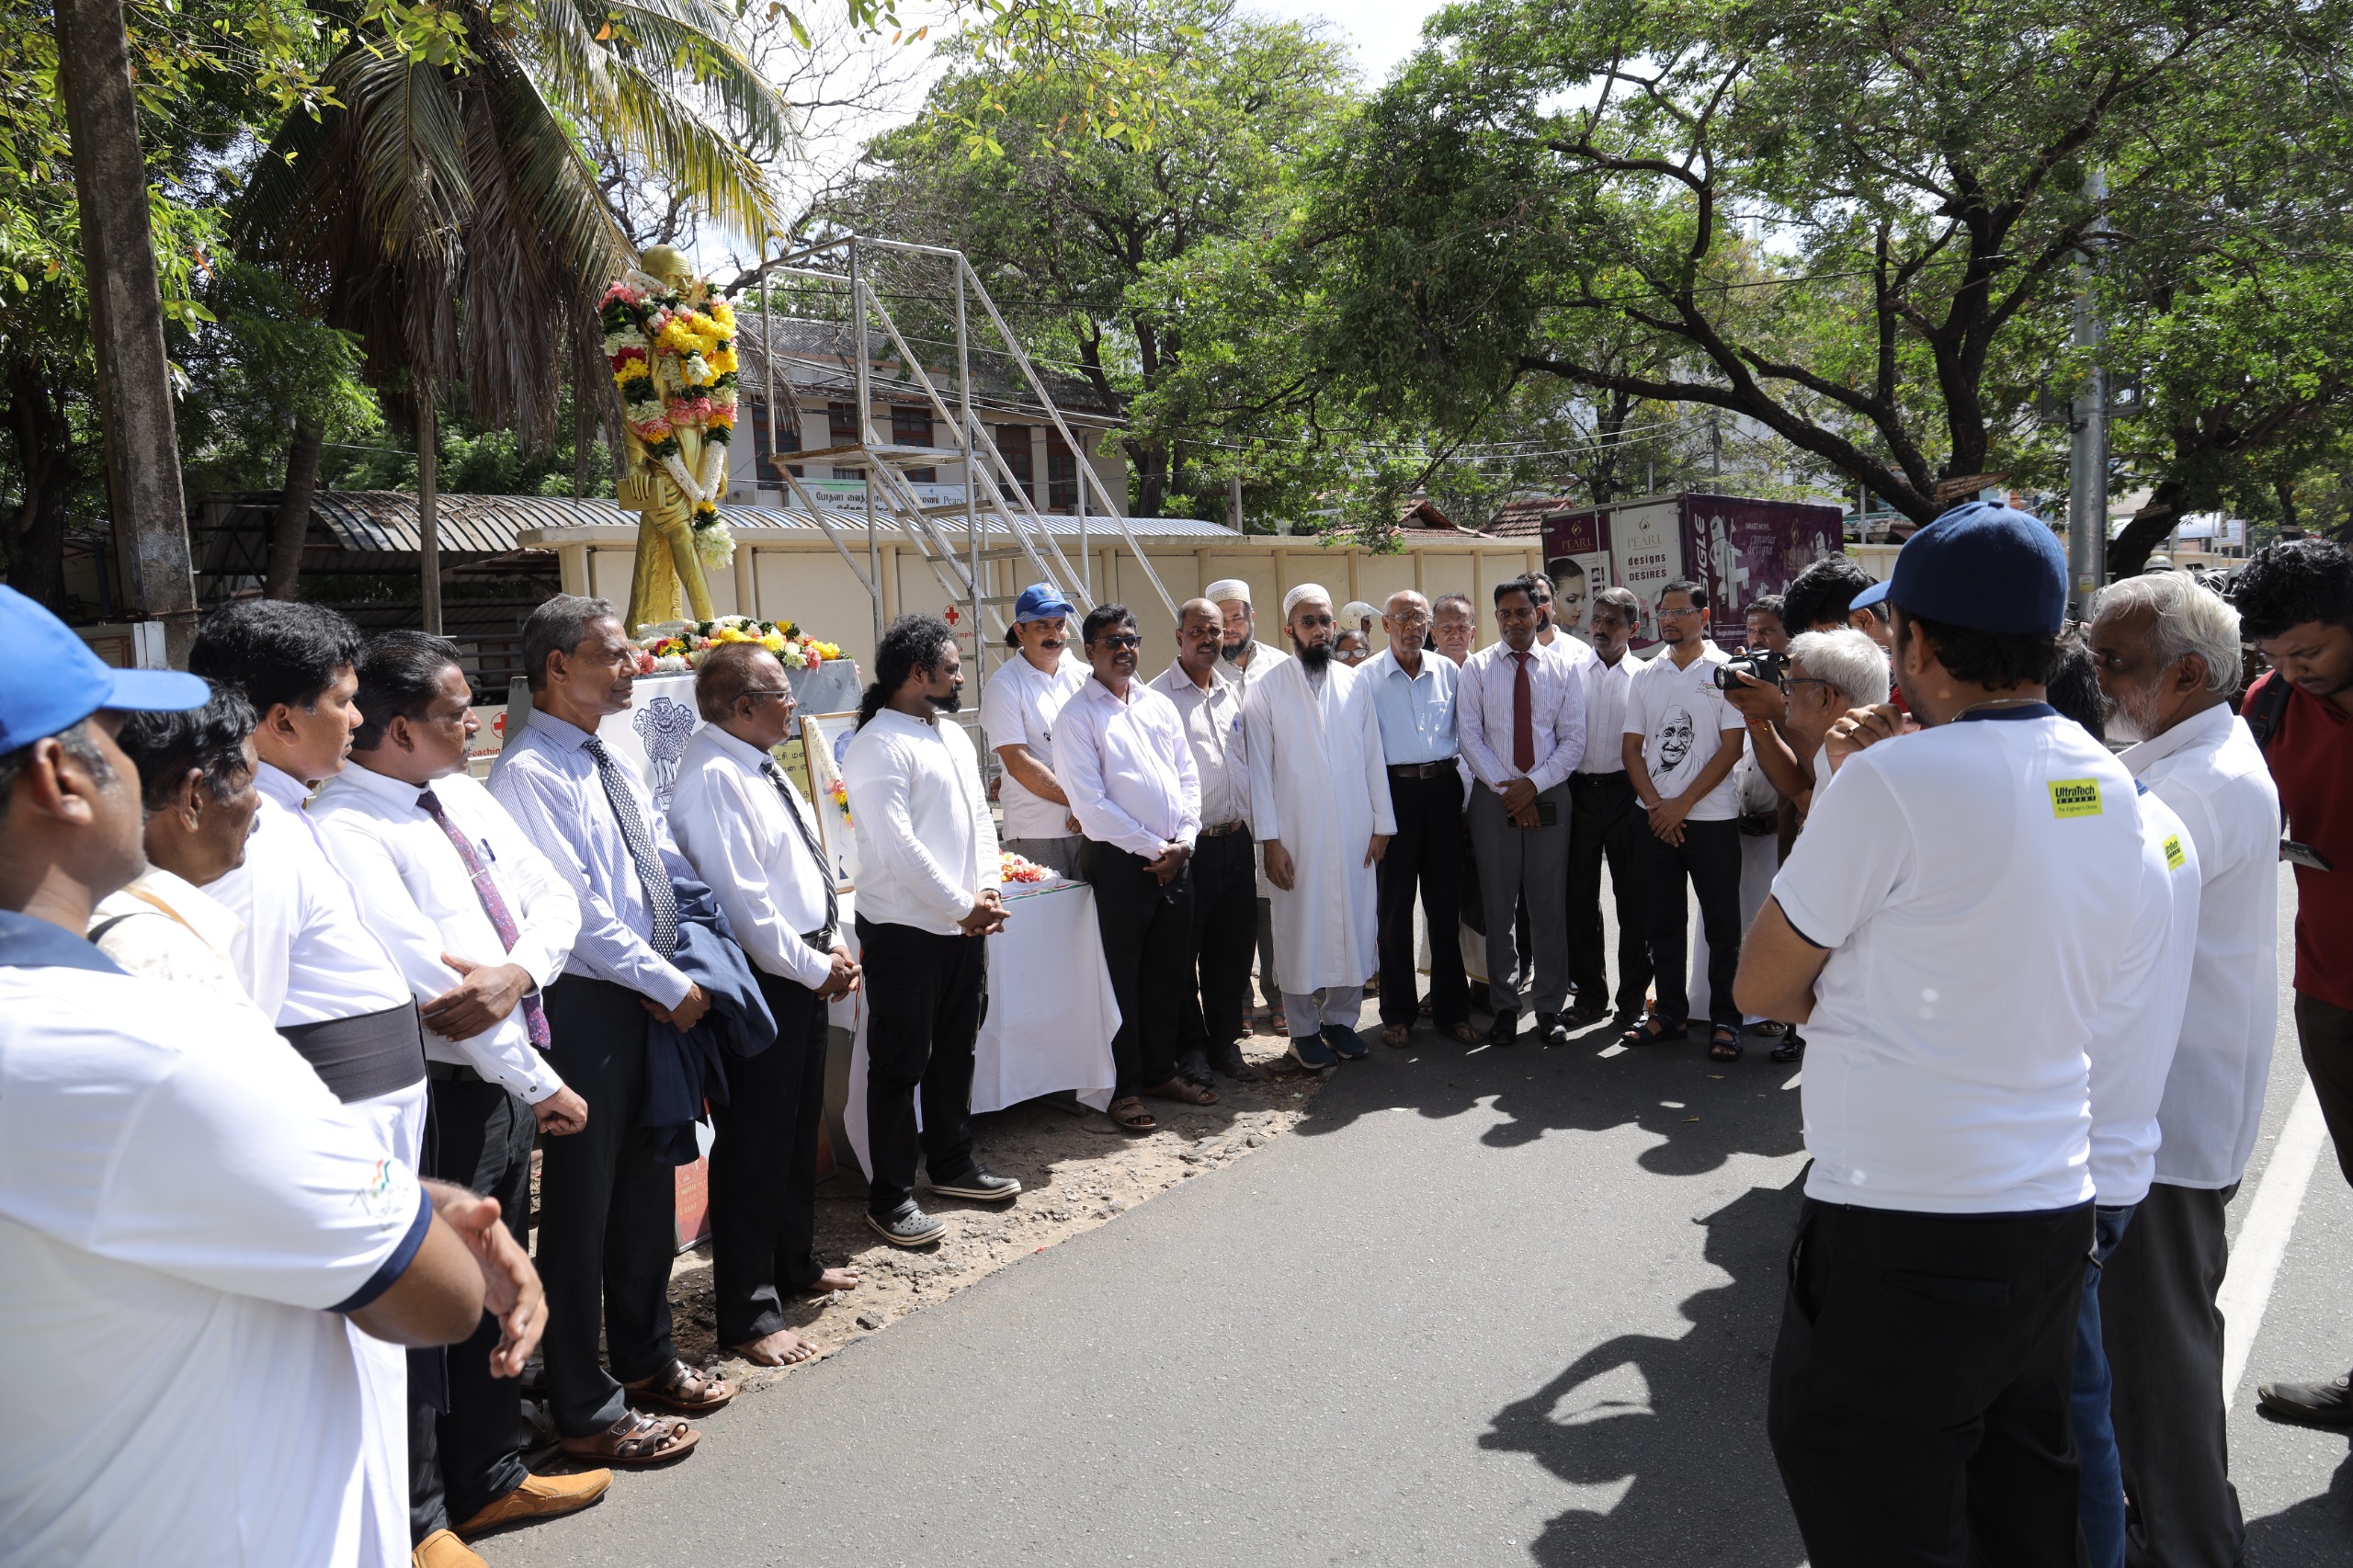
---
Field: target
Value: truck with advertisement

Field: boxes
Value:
[1538,493,1846,650]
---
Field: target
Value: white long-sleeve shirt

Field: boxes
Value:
[842,709,1000,936]
[1055,676,1200,858]
[670,724,838,990]
[1457,640,1588,794]
[311,762,579,1102]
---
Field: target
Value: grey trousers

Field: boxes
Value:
[1281,985,1363,1036]
[1006,835,1082,880]
[1465,782,1572,1017]
[2101,1180,2244,1568]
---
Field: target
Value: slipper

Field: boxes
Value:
[1108,1096,1156,1132]
[622,1359,734,1415]
[1380,1024,1412,1048]
[1708,1025,1744,1062]
[1446,1022,1483,1044]
[558,1411,699,1468]
[1750,1020,1788,1038]
[1144,1075,1218,1106]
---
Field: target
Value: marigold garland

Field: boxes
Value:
[600,274,742,565]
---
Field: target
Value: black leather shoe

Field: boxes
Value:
[1207,1042,1263,1082]
[2257,1374,2353,1426]
[866,1202,948,1247]
[1486,1008,1520,1046]
[930,1165,1021,1202]
[1535,1012,1571,1046]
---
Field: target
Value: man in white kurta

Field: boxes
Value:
[1243,584,1395,1070]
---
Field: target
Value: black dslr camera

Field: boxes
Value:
[1715,649,1788,691]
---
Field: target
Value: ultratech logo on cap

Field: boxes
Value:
[2165,834,2188,870]
[2048,778,2104,819]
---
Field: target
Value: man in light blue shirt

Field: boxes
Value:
[1361,590,1477,1047]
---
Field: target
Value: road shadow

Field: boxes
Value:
[1482,1179,1811,1566]
[2245,1445,2353,1565]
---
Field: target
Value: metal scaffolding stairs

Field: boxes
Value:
[749,236,1177,677]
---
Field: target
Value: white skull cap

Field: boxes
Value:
[1283,583,1334,617]
[1205,578,1252,605]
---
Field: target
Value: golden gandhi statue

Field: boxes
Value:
[608,244,727,632]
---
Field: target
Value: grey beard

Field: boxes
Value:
[1298,642,1333,671]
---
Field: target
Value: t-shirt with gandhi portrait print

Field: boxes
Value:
[1621,641,1745,822]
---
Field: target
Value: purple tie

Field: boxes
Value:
[418,788,551,1050]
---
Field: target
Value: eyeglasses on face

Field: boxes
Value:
[1658,604,1705,619]
[1093,633,1142,651]
[739,687,794,701]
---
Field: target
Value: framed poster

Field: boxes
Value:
[799,710,859,893]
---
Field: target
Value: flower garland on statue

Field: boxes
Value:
[627,615,845,676]
[599,269,742,569]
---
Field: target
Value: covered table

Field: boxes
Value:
[836,877,1120,1181]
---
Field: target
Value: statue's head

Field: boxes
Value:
[641,244,694,289]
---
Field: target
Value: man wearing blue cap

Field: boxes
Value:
[0,585,535,1568]
[1735,504,2155,1565]
[981,582,1089,879]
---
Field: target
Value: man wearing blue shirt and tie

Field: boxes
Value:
[1362,590,1477,1048]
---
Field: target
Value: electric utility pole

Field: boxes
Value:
[2066,168,2110,619]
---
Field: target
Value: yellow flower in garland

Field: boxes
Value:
[614,358,653,385]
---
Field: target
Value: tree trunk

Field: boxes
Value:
[573,337,595,500]
[417,397,442,634]
[266,414,324,599]
[2274,478,2300,538]
[1128,438,1168,518]
[2109,477,2187,577]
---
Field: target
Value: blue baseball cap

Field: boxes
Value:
[1014,583,1075,624]
[1883,502,2068,636]
[1850,578,1891,616]
[0,585,209,753]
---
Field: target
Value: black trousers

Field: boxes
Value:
[408,1069,535,1539]
[1377,769,1471,1029]
[2296,991,2353,1187]
[1179,829,1257,1053]
[858,916,985,1215]
[1768,1198,2094,1568]
[538,976,678,1438]
[708,967,831,1346]
[1565,771,1652,1016]
[1084,839,1195,1098]
[1629,814,1745,1028]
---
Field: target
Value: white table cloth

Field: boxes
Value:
[836,878,1120,1179]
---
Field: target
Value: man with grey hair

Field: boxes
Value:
[1726,627,1889,813]
[2088,572,2280,1568]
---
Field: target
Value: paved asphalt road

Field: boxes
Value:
[502,869,2350,1567]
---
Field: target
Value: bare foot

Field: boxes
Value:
[807,1266,862,1294]
[730,1328,818,1368]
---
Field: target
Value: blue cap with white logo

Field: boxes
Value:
[1883,502,2068,636]
[0,586,209,753]
[1014,583,1075,624]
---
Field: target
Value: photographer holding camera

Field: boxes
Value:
[1722,630,1892,818]
[1735,504,2153,1567]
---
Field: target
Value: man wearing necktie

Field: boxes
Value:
[1458,576,1589,1047]
[313,632,607,1565]
[491,597,733,1474]
[670,643,868,1369]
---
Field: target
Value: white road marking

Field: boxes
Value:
[2220,1077,2329,1412]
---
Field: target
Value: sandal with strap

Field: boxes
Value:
[1708,1025,1745,1062]
[622,1359,734,1415]
[559,1410,699,1468]
[1771,1030,1805,1064]
[1144,1075,1218,1107]
[1108,1096,1156,1132]
[1620,1011,1687,1048]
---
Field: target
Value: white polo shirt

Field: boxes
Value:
[1770,707,2145,1213]
[0,912,430,1568]
[978,648,1087,841]
[2121,704,2283,1187]
[2086,786,2201,1206]
[1622,642,1744,820]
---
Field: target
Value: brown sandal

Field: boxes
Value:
[1144,1075,1218,1106]
[1108,1096,1156,1131]
[1380,1024,1412,1048]
[559,1410,699,1467]
[1446,1022,1483,1044]
[622,1358,735,1415]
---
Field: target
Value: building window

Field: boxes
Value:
[752,401,802,482]
[828,401,859,442]
[892,404,936,484]
[993,425,1036,506]
[1046,430,1079,512]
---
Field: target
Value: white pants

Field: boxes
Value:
[1688,831,1780,1025]
[343,1078,430,1568]
[1280,985,1363,1036]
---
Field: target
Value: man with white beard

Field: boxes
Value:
[1243,584,1394,1070]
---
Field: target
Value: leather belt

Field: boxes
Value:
[1199,820,1249,837]
[803,926,836,950]
[1387,759,1459,779]
[1569,770,1628,782]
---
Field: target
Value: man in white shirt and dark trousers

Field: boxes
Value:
[190,598,438,1566]
[490,596,732,1471]
[1563,587,1651,1030]
[1152,599,1261,1085]
[1060,604,1207,1133]
[844,616,1020,1248]
[2090,573,2283,1568]
[313,631,608,1563]
[1458,576,1587,1048]
[980,583,1089,878]
[1620,579,1748,1060]
[670,642,868,1368]
[1209,577,1294,1035]
[1736,504,2153,1566]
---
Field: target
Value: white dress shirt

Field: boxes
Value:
[1150,662,1249,828]
[1576,651,1637,775]
[311,763,580,1102]
[1457,639,1589,793]
[487,710,697,1008]
[1055,676,1201,858]
[2122,703,2284,1187]
[1212,639,1291,689]
[209,762,413,1027]
[87,868,259,1014]
[978,649,1088,840]
[842,709,1001,936]
[670,724,837,990]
